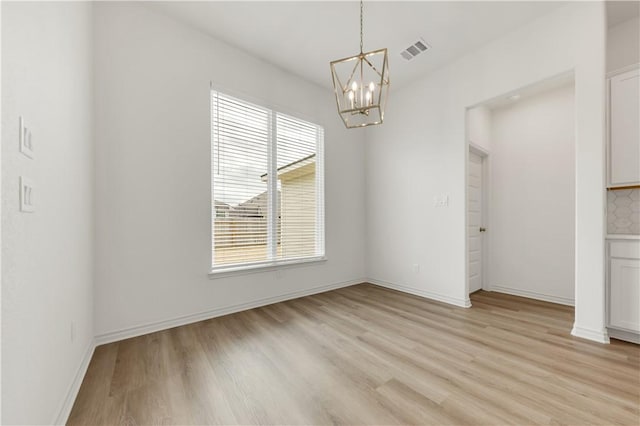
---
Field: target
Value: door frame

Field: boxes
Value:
[466,142,490,298]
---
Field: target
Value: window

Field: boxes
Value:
[211,90,325,272]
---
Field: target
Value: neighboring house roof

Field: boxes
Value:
[216,190,281,219]
[234,191,269,218]
[214,200,231,210]
[260,153,316,182]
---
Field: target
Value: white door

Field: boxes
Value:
[468,151,484,293]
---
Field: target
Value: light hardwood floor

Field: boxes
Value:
[68,284,640,425]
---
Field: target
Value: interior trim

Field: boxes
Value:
[489,285,575,306]
[571,324,610,344]
[368,278,472,308]
[54,338,96,425]
[95,278,364,346]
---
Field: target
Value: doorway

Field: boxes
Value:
[468,147,487,294]
[465,73,576,304]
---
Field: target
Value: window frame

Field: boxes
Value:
[209,89,326,277]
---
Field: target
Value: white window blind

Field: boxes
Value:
[211,90,325,270]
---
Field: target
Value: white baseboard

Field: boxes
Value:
[368,278,471,308]
[607,327,640,344]
[54,338,96,425]
[571,324,610,344]
[95,278,364,346]
[489,285,574,306]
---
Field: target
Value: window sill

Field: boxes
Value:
[208,256,327,279]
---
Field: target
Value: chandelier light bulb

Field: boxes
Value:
[369,82,375,92]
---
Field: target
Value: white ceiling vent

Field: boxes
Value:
[400,39,430,61]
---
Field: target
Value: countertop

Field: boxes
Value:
[606,234,640,240]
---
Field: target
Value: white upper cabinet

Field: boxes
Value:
[609,67,640,187]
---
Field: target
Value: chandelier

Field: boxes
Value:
[330,0,390,128]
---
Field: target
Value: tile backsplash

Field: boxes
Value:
[607,188,640,235]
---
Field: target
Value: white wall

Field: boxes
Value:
[93,2,366,339]
[489,84,575,305]
[607,17,640,72]
[0,2,4,422]
[1,2,94,424]
[366,2,608,342]
[467,105,491,152]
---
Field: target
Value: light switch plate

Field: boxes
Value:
[20,177,35,213]
[19,116,34,159]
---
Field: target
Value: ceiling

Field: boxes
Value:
[148,1,567,90]
[607,0,640,27]
[480,71,574,110]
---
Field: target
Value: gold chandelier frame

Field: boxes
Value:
[329,1,390,128]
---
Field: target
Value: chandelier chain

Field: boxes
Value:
[360,0,363,53]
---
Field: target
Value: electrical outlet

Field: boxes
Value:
[433,194,449,207]
[412,264,420,273]
[19,177,35,213]
[19,116,34,158]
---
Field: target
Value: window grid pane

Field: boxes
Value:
[276,113,318,260]
[212,92,269,266]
